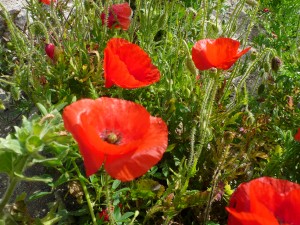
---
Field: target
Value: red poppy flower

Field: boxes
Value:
[103,38,161,89]
[63,97,168,181]
[99,209,109,221]
[191,38,251,70]
[101,3,132,30]
[226,177,300,225]
[40,0,56,5]
[294,128,300,142]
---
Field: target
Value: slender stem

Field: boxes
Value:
[72,161,97,225]
[105,174,116,225]
[189,71,220,173]
[203,144,231,223]
[0,155,30,214]
[0,177,18,215]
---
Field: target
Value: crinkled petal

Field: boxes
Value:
[192,38,250,70]
[111,3,132,30]
[104,117,168,181]
[104,38,160,88]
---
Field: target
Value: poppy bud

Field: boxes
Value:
[245,0,258,6]
[186,56,197,76]
[271,56,282,72]
[45,43,55,60]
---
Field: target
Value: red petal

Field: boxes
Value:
[93,97,151,145]
[111,3,132,30]
[63,99,105,176]
[295,128,300,141]
[226,207,279,225]
[40,0,56,5]
[276,189,300,224]
[104,117,168,181]
[63,98,168,178]
[101,3,132,30]
[104,38,160,88]
[192,38,250,70]
[228,177,300,225]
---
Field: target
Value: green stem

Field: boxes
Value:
[105,174,116,225]
[189,71,220,174]
[200,0,208,38]
[0,155,30,214]
[203,144,231,223]
[72,161,97,225]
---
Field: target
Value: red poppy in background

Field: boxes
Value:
[295,128,300,142]
[226,177,300,225]
[103,38,161,89]
[40,0,56,5]
[101,3,133,30]
[192,38,251,70]
[99,209,109,222]
[63,97,168,182]
[45,43,55,60]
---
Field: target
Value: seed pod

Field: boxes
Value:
[271,56,282,72]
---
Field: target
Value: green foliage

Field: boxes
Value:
[0,0,299,224]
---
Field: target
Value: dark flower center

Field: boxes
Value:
[101,130,121,145]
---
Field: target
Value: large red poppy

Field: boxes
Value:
[226,177,300,225]
[192,38,251,70]
[63,97,168,181]
[103,38,161,89]
[101,3,133,30]
[295,128,300,142]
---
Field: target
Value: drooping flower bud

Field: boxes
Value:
[271,56,282,72]
[45,43,55,60]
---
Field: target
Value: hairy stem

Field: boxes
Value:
[73,161,97,225]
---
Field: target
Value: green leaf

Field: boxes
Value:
[0,151,15,174]
[119,212,135,221]
[0,138,23,154]
[28,191,52,201]
[14,172,53,184]
[31,157,63,167]
[26,135,44,152]
[112,179,121,190]
[36,103,48,115]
